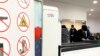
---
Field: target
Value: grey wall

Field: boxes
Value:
[87,17,100,33]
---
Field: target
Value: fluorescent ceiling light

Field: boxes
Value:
[90,9,94,11]
[93,0,98,4]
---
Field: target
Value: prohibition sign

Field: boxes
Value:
[17,36,30,56]
[0,0,8,3]
[0,8,11,32]
[17,12,30,32]
[17,0,30,9]
[0,37,11,56]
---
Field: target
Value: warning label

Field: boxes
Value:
[0,37,11,56]
[17,0,30,9]
[17,12,30,32]
[17,36,30,56]
[0,8,11,32]
[19,15,28,27]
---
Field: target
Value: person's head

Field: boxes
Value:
[82,25,87,31]
[62,25,66,28]
[71,25,74,28]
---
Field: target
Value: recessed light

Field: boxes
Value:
[93,0,98,4]
[90,9,94,11]
[89,13,92,16]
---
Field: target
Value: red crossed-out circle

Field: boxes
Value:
[0,8,11,32]
[17,36,30,56]
[17,0,30,9]
[17,12,30,32]
[0,37,11,56]
[0,0,8,3]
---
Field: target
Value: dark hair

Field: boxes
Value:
[82,25,87,31]
[71,25,74,28]
[62,25,66,28]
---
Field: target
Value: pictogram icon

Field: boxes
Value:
[17,12,30,32]
[17,36,30,56]
[17,0,30,9]
[0,37,11,56]
[0,8,11,32]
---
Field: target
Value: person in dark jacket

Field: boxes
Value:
[78,25,91,41]
[61,25,69,44]
[69,25,77,42]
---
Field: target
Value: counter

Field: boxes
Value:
[59,40,100,56]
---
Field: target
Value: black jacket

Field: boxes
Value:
[78,29,91,39]
[69,28,78,42]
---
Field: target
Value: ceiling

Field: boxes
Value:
[44,0,100,18]
[44,0,100,7]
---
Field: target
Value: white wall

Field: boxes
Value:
[44,0,100,33]
[44,0,87,20]
[43,6,61,56]
[87,17,100,33]
[61,47,100,56]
